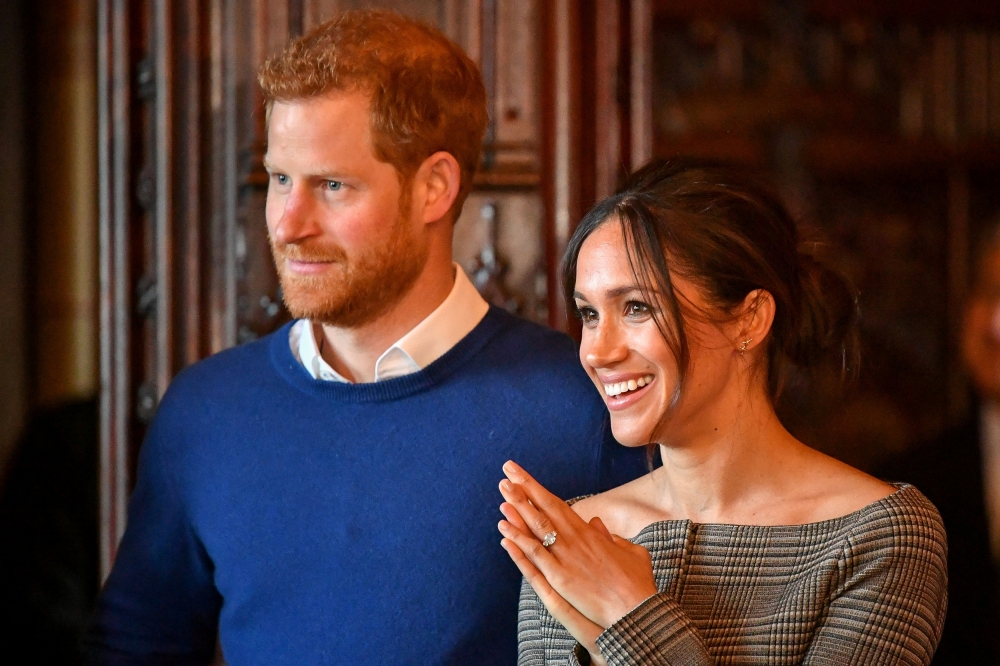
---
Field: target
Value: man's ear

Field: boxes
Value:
[735,289,776,354]
[412,151,461,225]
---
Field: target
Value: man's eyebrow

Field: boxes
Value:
[261,157,273,170]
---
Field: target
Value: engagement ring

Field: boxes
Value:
[542,531,557,547]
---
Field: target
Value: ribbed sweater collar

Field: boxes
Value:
[269,306,512,404]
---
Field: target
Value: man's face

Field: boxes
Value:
[264,91,427,328]
[963,246,1000,403]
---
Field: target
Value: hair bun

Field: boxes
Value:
[783,248,860,380]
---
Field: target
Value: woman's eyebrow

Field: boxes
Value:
[574,286,651,301]
[609,285,642,298]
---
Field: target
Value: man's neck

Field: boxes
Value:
[317,259,455,383]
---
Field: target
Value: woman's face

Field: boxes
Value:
[574,222,743,447]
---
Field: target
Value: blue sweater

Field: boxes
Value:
[89,308,645,665]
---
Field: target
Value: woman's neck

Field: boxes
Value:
[651,393,810,524]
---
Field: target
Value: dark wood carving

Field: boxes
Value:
[98,0,295,577]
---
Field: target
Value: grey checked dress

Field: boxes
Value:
[517,485,947,665]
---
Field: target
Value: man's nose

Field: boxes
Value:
[270,188,320,245]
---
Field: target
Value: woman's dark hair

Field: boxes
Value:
[562,159,859,404]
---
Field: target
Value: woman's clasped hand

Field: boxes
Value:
[498,460,656,663]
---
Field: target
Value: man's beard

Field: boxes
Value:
[270,213,428,329]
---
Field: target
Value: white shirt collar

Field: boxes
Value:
[289,264,490,383]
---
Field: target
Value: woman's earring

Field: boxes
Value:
[739,337,753,355]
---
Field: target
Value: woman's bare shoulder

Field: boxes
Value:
[571,473,670,538]
[788,448,897,523]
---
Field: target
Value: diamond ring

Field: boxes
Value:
[542,531,558,547]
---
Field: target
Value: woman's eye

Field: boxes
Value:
[625,301,650,317]
[325,180,343,191]
[575,305,598,324]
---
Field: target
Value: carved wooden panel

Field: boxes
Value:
[98,0,297,576]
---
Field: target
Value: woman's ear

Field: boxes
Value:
[734,289,776,355]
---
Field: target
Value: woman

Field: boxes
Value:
[498,161,947,665]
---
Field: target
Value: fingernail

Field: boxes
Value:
[498,520,509,533]
[499,479,512,492]
[503,460,524,481]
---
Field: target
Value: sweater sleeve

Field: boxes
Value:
[801,496,948,665]
[516,575,714,666]
[517,578,547,665]
[86,410,222,665]
[594,593,713,665]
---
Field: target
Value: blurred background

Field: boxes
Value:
[1,0,999,663]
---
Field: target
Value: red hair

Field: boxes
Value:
[258,10,489,217]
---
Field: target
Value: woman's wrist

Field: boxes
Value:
[587,649,609,666]
[601,584,660,628]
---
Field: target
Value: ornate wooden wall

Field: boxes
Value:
[97,0,648,576]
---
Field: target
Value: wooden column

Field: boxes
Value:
[594,0,621,200]
[542,0,582,330]
[629,0,652,169]
[97,0,137,577]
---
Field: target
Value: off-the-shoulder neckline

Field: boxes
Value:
[571,483,919,541]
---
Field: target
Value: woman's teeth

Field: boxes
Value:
[604,375,654,397]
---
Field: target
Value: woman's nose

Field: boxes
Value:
[582,318,629,368]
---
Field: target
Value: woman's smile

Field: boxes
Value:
[600,374,655,410]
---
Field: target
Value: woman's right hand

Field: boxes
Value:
[498,461,658,664]
[499,500,608,665]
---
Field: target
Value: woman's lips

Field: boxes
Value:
[602,375,655,411]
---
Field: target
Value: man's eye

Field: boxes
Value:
[274,174,289,185]
[325,180,343,191]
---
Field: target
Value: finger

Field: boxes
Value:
[499,479,559,542]
[589,516,614,542]
[503,461,571,517]
[498,517,560,573]
[501,538,606,645]
[499,501,531,533]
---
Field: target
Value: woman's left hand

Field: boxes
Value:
[497,460,659,632]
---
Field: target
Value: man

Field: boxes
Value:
[884,221,1000,664]
[87,10,642,665]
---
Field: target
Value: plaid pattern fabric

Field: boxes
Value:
[517,485,948,665]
